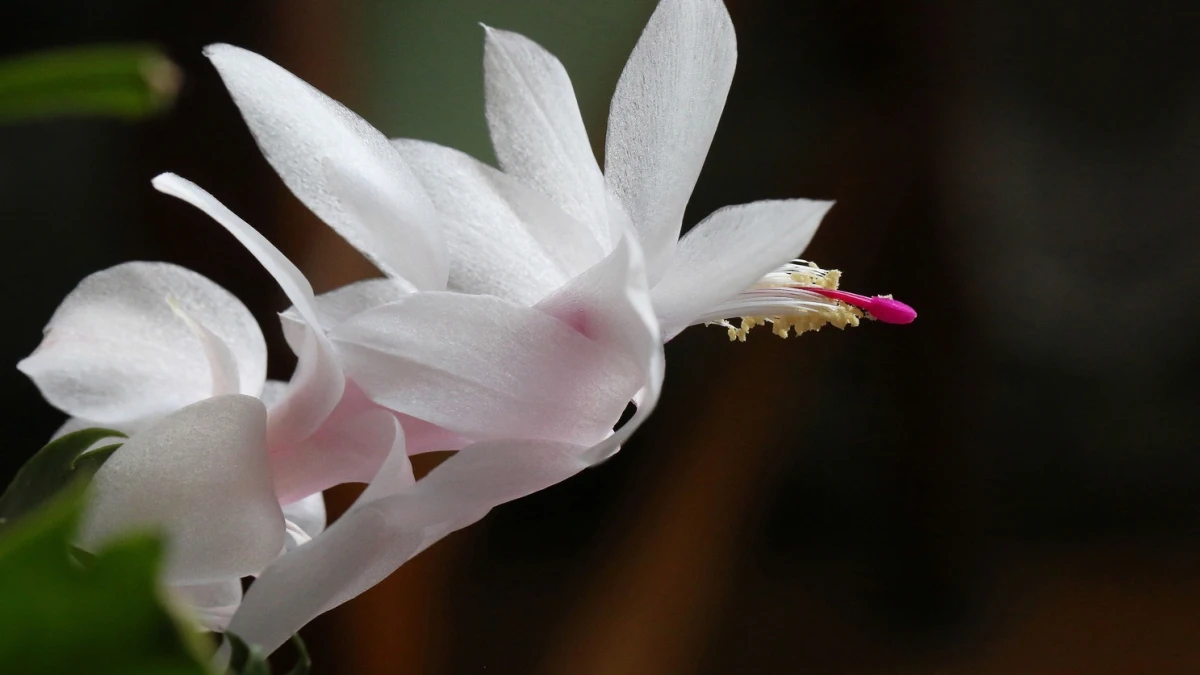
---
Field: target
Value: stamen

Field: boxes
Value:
[699,259,916,341]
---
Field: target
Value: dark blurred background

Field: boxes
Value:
[4,0,1200,673]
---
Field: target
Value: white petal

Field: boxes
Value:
[280,278,411,356]
[281,492,326,551]
[329,292,641,446]
[282,492,325,538]
[79,395,285,585]
[650,199,834,337]
[605,0,737,282]
[392,138,604,304]
[168,300,241,397]
[483,27,613,249]
[18,262,266,425]
[204,44,447,290]
[152,174,345,445]
[173,579,243,631]
[536,233,665,465]
[228,435,584,655]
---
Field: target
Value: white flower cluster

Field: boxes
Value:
[16,0,911,654]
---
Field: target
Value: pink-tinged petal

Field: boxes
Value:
[269,387,396,505]
[329,292,641,446]
[392,138,604,304]
[204,44,447,290]
[280,278,411,356]
[650,199,834,337]
[79,395,284,585]
[605,0,737,282]
[18,262,266,425]
[537,234,665,465]
[228,435,585,655]
[266,324,345,450]
[152,174,345,445]
[483,27,613,249]
[172,579,242,631]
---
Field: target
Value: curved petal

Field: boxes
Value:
[329,292,641,446]
[18,262,266,425]
[392,138,604,304]
[650,199,834,336]
[168,299,241,397]
[204,44,447,290]
[269,387,397,504]
[228,434,585,655]
[280,278,411,356]
[282,492,326,550]
[152,174,345,446]
[173,579,243,631]
[79,395,285,585]
[604,0,737,282]
[483,27,613,249]
[536,234,665,464]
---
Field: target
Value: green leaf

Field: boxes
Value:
[222,632,310,675]
[0,427,126,523]
[283,634,311,675]
[0,44,181,123]
[0,488,212,675]
[225,633,270,675]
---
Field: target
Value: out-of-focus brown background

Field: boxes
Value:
[4,0,1200,673]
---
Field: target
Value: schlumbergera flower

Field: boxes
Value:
[138,0,914,654]
[14,0,913,654]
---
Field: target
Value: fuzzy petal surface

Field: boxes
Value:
[18,262,265,425]
[605,0,737,282]
[483,27,613,249]
[79,395,284,585]
[205,44,446,290]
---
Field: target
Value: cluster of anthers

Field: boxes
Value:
[701,260,917,341]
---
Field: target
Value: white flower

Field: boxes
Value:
[395,0,915,344]
[122,0,913,651]
[14,256,379,628]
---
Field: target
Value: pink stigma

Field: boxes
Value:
[802,287,917,325]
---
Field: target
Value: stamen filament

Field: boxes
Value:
[697,259,916,341]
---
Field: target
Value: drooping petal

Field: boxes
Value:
[536,233,665,465]
[173,579,243,631]
[650,199,834,337]
[604,0,737,282]
[152,174,345,446]
[329,292,641,446]
[79,395,284,585]
[228,433,586,656]
[18,262,266,425]
[483,27,613,249]
[204,44,447,290]
[280,278,411,356]
[392,138,604,304]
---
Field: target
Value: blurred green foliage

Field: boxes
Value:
[0,44,180,123]
[0,488,212,675]
[0,427,126,527]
